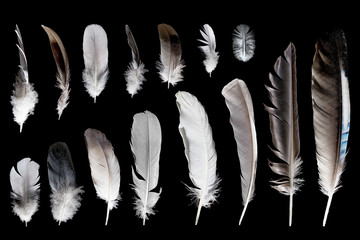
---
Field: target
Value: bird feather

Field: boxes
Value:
[82,24,109,103]
[198,24,219,77]
[84,128,121,225]
[130,111,162,225]
[233,24,255,62]
[125,25,148,97]
[157,24,185,88]
[311,29,350,226]
[47,142,84,225]
[9,158,40,226]
[11,25,38,133]
[42,25,70,119]
[175,91,220,225]
[264,43,303,226]
[222,79,257,225]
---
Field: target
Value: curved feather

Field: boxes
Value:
[222,79,257,225]
[82,24,109,103]
[47,142,84,225]
[264,43,303,226]
[198,24,219,77]
[11,25,38,133]
[10,158,40,226]
[125,25,148,97]
[311,29,350,226]
[176,91,220,225]
[157,24,185,88]
[232,24,255,62]
[130,111,161,225]
[42,25,70,119]
[84,128,121,225]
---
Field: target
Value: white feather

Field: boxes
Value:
[233,24,255,62]
[222,79,257,225]
[176,91,220,225]
[84,128,121,225]
[11,25,38,133]
[82,24,109,103]
[198,24,219,77]
[130,111,162,225]
[9,158,40,226]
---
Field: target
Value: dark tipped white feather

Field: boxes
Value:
[222,79,257,225]
[125,25,148,97]
[11,25,38,133]
[130,111,162,225]
[42,25,70,119]
[47,142,84,225]
[82,24,109,103]
[176,91,220,225]
[198,24,219,77]
[10,158,40,226]
[84,128,121,225]
[233,24,255,62]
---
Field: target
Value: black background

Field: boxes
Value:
[2,4,359,238]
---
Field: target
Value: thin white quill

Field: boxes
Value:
[198,24,219,77]
[84,128,121,225]
[11,25,38,133]
[82,24,109,103]
[130,111,162,225]
[233,24,255,62]
[10,158,40,226]
[176,91,220,225]
[222,79,257,225]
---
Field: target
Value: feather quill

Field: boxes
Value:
[222,79,257,225]
[47,142,84,225]
[42,25,70,119]
[125,25,148,97]
[233,24,255,62]
[82,24,109,103]
[84,128,121,225]
[264,43,303,226]
[9,158,40,226]
[11,25,38,133]
[157,24,185,88]
[198,24,219,77]
[311,29,350,226]
[176,91,220,225]
[130,111,162,225]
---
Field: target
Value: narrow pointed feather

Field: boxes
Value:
[264,43,303,226]
[47,142,84,225]
[131,111,161,225]
[125,25,148,97]
[10,158,40,226]
[198,24,219,77]
[176,91,220,225]
[233,24,255,62]
[311,29,350,226]
[42,25,70,119]
[84,128,121,225]
[222,79,257,225]
[157,24,185,88]
[82,24,109,103]
[11,25,38,132]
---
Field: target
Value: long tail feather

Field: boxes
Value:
[84,128,121,225]
[130,111,162,225]
[176,91,220,225]
[264,43,303,226]
[222,79,257,225]
[11,25,38,132]
[82,24,109,103]
[42,25,70,119]
[311,29,350,226]
[10,158,40,226]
